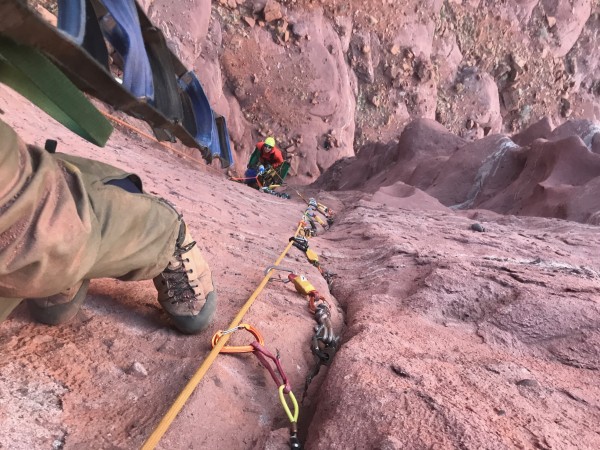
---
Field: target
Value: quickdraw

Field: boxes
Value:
[308,292,328,313]
[318,206,335,227]
[289,235,309,253]
[298,219,317,237]
[301,214,319,236]
[288,236,336,288]
[287,273,328,313]
[280,271,340,404]
[211,325,301,449]
[308,198,335,226]
[305,207,329,231]
[289,236,318,265]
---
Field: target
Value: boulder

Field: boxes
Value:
[452,68,502,139]
[542,0,591,57]
[263,0,283,22]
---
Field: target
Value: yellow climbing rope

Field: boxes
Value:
[141,223,303,450]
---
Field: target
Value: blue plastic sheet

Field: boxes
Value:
[101,0,154,100]
[178,71,214,148]
[57,0,85,44]
[57,0,109,68]
[50,0,235,167]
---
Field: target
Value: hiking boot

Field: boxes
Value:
[153,221,217,334]
[28,280,90,325]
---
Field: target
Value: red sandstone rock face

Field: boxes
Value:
[541,0,592,58]
[126,0,600,184]
[3,1,600,449]
[451,69,503,140]
[219,8,356,182]
[3,79,600,450]
[309,203,600,449]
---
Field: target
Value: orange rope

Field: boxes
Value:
[230,176,257,182]
[101,111,212,168]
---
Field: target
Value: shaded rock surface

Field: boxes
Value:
[317,117,600,225]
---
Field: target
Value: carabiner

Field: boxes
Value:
[289,236,310,252]
[264,265,295,276]
[211,323,265,353]
[278,385,299,423]
[308,292,328,313]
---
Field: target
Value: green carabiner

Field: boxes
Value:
[278,385,299,423]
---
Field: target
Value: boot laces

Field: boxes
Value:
[163,239,200,305]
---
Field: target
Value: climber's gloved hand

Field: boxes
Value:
[258,165,265,175]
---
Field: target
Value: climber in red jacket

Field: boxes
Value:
[256,136,284,169]
[244,136,286,187]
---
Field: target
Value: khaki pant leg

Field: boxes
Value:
[0,118,94,299]
[0,119,179,307]
[56,153,180,281]
[0,298,23,322]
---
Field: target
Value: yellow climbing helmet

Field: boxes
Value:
[264,136,276,148]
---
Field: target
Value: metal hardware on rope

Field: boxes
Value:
[290,436,302,448]
[302,213,319,236]
[303,301,340,403]
[289,236,310,252]
[316,205,335,227]
[281,269,340,406]
[313,304,337,347]
[306,198,335,228]
[264,265,295,275]
[288,235,336,288]
[261,186,291,199]
[308,291,328,313]
[298,221,317,237]
[305,208,328,231]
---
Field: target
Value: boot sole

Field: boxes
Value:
[169,289,217,334]
[28,280,91,325]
